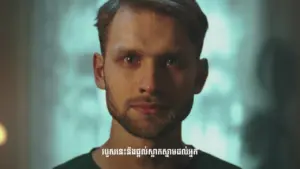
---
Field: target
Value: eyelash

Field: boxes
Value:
[121,55,181,68]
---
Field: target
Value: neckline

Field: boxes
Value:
[89,148,102,169]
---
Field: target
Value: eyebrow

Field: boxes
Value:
[112,45,183,57]
[113,46,143,56]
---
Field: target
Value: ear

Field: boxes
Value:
[194,58,208,94]
[93,53,106,90]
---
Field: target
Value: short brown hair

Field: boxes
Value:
[94,0,209,57]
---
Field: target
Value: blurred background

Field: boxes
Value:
[1,0,300,169]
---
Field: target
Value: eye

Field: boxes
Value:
[166,57,179,66]
[124,54,140,65]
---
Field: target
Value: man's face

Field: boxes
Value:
[94,6,208,139]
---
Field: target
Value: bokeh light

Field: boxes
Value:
[0,123,7,146]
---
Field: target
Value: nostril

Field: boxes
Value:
[139,88,146,93]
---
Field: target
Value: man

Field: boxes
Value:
[55,0,241,168]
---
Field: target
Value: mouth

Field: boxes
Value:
[130,103,169,114]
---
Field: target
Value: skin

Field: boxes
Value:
[92,5,208,169]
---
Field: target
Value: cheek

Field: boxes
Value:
[170,70,196,90]
[168,72,196,104]
[105,69,136,108]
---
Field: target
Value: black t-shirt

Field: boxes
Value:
[54,147,241,169]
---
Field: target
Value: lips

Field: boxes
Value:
[130,103,168,114]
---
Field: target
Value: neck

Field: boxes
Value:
[94,120,190,169]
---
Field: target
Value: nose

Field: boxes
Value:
[138,63,159,94]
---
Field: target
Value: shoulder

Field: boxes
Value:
[192,151,241,169]
[53,153,94,169]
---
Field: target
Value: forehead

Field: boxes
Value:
[105,5,193,56]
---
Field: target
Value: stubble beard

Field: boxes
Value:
[105,85,194,140]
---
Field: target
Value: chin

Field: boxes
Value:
[120,118,179,140]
